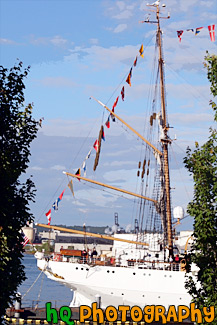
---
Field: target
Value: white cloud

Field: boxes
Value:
[78,208,88,213]
[113,10,133,20]
[103,160,135,167]
[179,0,198,13]
[113,24,128,33]
[89,38,99,45]
[116,1,125,11]
[30,35,69,48]
[75,189,118,208]
[50,35,68,47]
[29,166,43,171]
[170,112,212,125]
[51,165,66,170]
[36,76,77,88]
[199,0,214,8]
[65,44,139,69]
[0,38,16,45]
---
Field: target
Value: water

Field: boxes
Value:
[18,254,72,308]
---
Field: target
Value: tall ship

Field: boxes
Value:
[35,1,196,308]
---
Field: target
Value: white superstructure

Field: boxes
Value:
[35,232,195,308]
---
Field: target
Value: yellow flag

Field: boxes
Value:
[68,179,74,197]
[139,44,144,58]
[126,73,131,87]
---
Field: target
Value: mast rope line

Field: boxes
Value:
[36,113,102,224]
[104,32,156,108]
[170,145,191,201]
[36,31,155,225]
[79,176,153,206]
[35,272,45,310]
[166,64,210,107]
[92,96,162,157]
[64,172,158,204]
[22,269,44,299]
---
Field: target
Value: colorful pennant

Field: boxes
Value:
[82,161,87,177]
[105,116,110,128]
[93,139,99,152]
[68,179,74,197]
[59,189,65,201]
[52,190,65,211]
[139,44,144,58]
[195,27,204,35]
[113,96,119,109]
[208,25,215,42]
[177,24,215,42]
[85,150,91,160]
[75,168,81,181]
[177,30,184,42]
[126,73,131,86]
[45,209,51,225]
[121,86,125,101]
[111,107,115,122]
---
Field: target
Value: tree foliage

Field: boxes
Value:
[184,54,217,323]
[0,62,39,318]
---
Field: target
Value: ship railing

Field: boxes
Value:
[50,254,185,271]
[127,259,184,271]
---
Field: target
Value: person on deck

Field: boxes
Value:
[91,247,98,262]
[81,249,88,263]
[175,254,180,271]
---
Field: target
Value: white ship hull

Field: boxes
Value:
[37,258,192,308]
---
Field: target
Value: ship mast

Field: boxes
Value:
[144,2,173,256]
[156,3,173,257]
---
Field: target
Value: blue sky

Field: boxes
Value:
[1,0,217,230]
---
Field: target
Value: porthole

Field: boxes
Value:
[133,272,136,275]
[164,275,167,277]
[76,267,78,270]
[81,268,83,270]
[121,293,124,296]
[107,270,110,273]
[112,270,115,273]
[149,274,151,276]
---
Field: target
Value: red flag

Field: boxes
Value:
[121,86,125,101]
[177,30,184,42]
[105,116,110,128]
[113,96,119,109]
[45,209,51,225]
[126,73,131,86]
[208,25,215,42]
[59,189,65,201]
[93,139,99,152]
[133,57,137,67]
